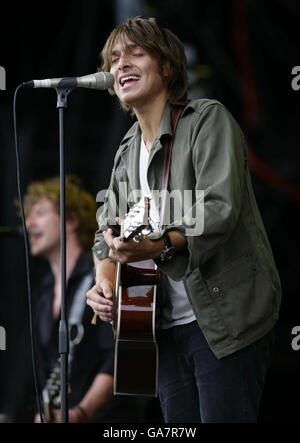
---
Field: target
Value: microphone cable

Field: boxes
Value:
[13,84,44,423]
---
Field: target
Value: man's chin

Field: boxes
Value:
[30,246,43,257]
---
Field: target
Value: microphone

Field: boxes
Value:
[23,72,114,90]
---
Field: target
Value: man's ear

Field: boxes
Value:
[162,62,170,78]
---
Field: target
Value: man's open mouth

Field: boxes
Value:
[120,75,141,87]
[30,232,43,241]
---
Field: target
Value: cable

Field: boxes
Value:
[13,84,44,423]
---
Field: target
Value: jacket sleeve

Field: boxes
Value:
[158,102,247,280]
[92,151,125,261]
[187,102,247,272]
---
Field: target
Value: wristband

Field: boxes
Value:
[154,232,176,264]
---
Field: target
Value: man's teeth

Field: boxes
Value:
[121,76,140,85]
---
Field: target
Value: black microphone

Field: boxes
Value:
[23,72,114,90]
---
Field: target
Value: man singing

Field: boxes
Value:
[87,17,281,423]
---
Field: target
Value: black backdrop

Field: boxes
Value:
[0,0,300,423]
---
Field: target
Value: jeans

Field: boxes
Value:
[156,321,275,423]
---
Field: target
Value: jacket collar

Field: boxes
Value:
[119,99,196,147]
[117,100,194,193]
[117,101,172,193]
[119,101,173,149]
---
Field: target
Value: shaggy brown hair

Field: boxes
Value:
[23,175,97,250]
[99,16,189,113]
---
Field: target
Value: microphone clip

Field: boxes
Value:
[56,79,77,108]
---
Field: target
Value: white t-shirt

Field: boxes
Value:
[139,137,196,329]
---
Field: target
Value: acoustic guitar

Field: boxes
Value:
[112,196,160,397]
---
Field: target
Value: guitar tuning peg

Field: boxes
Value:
[133,232,145,243]
[132,233,141,243]
[142,227,151,236]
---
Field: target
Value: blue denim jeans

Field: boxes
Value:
[156,321,275,423]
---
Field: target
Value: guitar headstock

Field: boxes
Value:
[122,196,152,242]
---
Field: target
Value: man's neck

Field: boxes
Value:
[134,94,168,152]
[48,240,83,286]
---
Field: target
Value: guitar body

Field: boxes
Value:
[113,261,160,397]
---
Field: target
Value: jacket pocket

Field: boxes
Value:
[205,253,274,339]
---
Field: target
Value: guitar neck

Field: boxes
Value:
[119,220,124,241]
[116,221,124,272]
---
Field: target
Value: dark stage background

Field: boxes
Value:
[0,0,299,423]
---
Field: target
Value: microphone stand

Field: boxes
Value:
[55,79,77,423]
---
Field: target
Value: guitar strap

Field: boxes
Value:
[160,106,184,228]
[42,269,94,417]
[68,270,94,369]
[69,270,94,328]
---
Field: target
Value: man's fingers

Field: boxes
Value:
[103,228,115,248]
[86,297,113,322]
[88,300,113,316]
[87,283,112,298]
[103,228,125,252]
[98,281,113,299]
[86,282,113,323]
[86,284,113,307]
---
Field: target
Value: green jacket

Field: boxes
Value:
[93,99,281,358]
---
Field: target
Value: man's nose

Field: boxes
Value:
[118,53,132,70]
[26,216,34,230]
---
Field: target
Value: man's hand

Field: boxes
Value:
[34,407,86,423]
[103,228,164,264]
[86,280,114,323]
[87,229,187,324]
[50,407,88,423]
